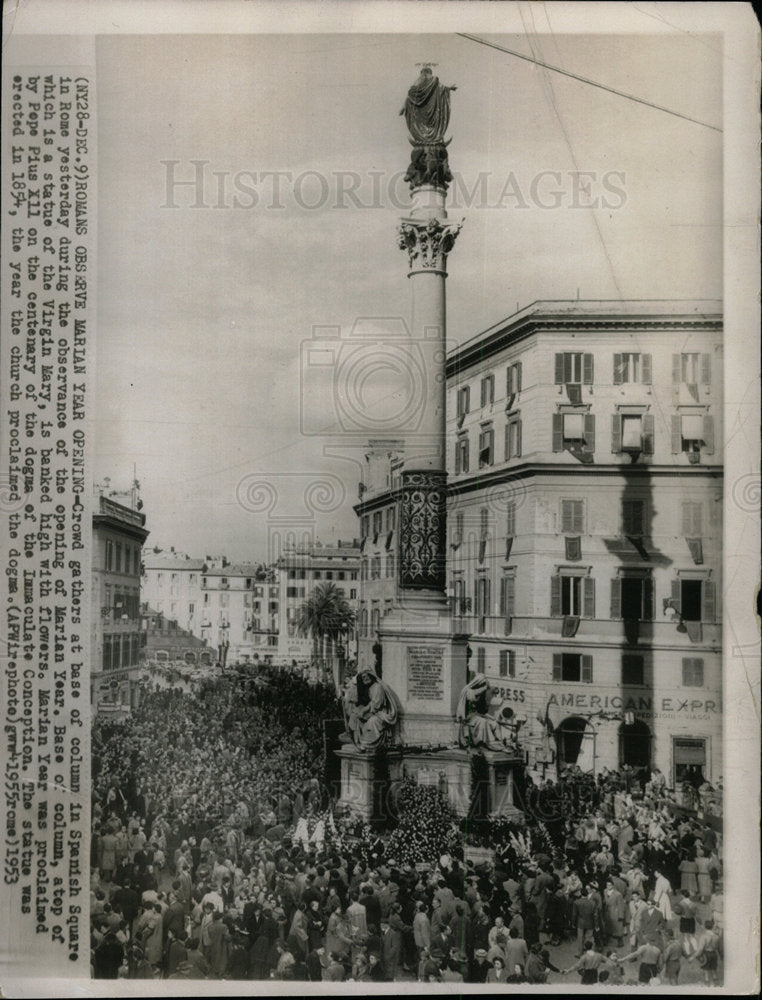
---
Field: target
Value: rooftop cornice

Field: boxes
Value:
[447,309,723,376]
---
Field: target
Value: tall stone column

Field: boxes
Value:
[397,188,462,597]
[372,68,468,751]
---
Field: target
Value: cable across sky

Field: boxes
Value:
[456,32,723,133]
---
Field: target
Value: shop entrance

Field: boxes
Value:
[673,736,707,790]
[618,719,651,770]
[555,716,595,773]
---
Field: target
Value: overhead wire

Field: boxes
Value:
[456,32,722,133]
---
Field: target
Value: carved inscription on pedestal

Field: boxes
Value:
[407,645,445,701]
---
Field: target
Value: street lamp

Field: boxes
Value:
[218,622,230,669]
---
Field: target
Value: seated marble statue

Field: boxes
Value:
[341,667,402,752]
[456,674,522,752]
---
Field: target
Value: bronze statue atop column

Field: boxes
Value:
[400,66,457,191]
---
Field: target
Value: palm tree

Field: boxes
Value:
[295,582,355,688]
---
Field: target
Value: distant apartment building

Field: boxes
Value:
[141,550,206,635]
[90,494,149,714]
[274,540,360,667]
[355,440,405,670]
[200,563,278,666]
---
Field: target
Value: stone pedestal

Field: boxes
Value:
[378,592,469,747]
[480,749,525,823]
[335,745,398,824]
[385,745,525,823]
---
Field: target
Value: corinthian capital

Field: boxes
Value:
[397,217,463,273]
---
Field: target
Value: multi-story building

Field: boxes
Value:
[199,563,277,666]
[356,441,405,670]
[141,550,206,635]
[355,299,723,787]
[274,540,360,670]
[90,494,150,715]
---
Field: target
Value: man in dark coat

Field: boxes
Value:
[572,885,598,955]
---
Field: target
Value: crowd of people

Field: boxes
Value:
[90,668,723,986]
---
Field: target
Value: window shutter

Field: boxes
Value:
[550,575,562,617]
[672,354,681,384]
[508,649,516,677]
[552,413,564,452]
[643,578,654,621]
[552,653,562,681]
[584,414,595,453]
[583,577,595,619]
[516,420,522,458]
[613,353,623,385]
[671,415,682,454]
[499,649,508,677]
[581,655,593,683]
[505,576,515,617]
[681,502,693,536]
[611,414,622,453]
[700,353,711,385]
[702,580,716,623]
[516,361,522,393]
[610,577,622,619]
[642,413,655,454]
[641,354,652,384]
[702,415,714,455]
[499,576,506,614]
[505,536,513,560]
[671,578,681,615]
[554,353,564,384]
[454,441,461,474]
[583,353,594,385]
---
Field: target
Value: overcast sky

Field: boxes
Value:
[93,29,722,560]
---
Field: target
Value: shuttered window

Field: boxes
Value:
[610,576,654,620]
[452,510,464,550]
[673,353,711,385]
[613,353,652,384]
[499,575,515,635]
[553,413,595,454]
[505,418,522,460]
[480,374,495,407]
[681,502,703,536]
[505,499,516,539]
[671,578,716,622]
[561,499,584,534]
[457,385,470,417]
[551,575,595,618]
[480,507,489,539]
[499,649,516,678]
[506,361,522,397]
[681,657,704,687]
[622,499,646,536]
[671,414,715,456]
[478,426,494,467]
[455,435,469,474]
[612,413,654,454]
[554,352,594,385]
[552,652,593,683]
[475,577,491,633]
